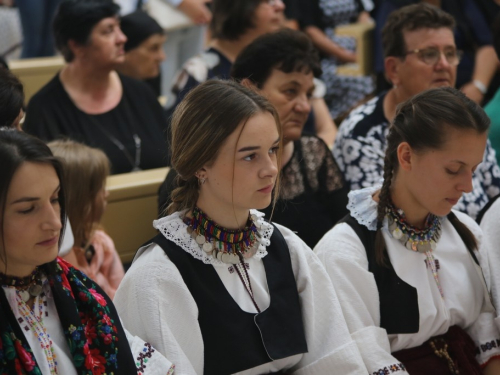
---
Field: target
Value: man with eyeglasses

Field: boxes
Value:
[333,3,500,219]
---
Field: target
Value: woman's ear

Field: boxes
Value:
[68,39,84,59]
[195,167,208,180]
[384,56,402,87]
[397,142,413,172]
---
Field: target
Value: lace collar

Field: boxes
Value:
[153,210,274,266]
[346,185,382,231]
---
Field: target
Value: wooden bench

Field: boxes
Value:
[9,56,65,103]
[101,167,169,264]
[335,22,375,77]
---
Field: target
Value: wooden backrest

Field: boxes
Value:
[335,22,375,77]
[101,167,169,263]
[9,56,65,103]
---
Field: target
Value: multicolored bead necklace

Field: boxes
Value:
[386,202,444,298]
[184,206,262,312]
[184,206,260,265]
[16,288,58,374]
[386,203,442,253]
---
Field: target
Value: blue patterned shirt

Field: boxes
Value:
[333,92,500,219]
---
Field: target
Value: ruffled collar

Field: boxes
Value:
[348,185,449,232]
[347,185,382,231]
[153,210,274,267]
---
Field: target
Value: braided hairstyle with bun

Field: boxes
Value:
[374,87,490,266]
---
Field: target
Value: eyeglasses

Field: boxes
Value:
[404,47,463,66]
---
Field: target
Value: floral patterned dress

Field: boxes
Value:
[301,0,375,119]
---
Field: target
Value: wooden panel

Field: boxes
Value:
[101,167,169,263]
[9,57,65,103]
[335,22,375,77]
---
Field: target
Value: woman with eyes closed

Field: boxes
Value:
[0,129,173,375]
[315,87,500,375]
[114,80,368,375]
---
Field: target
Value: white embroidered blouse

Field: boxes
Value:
[314,186,500,374]
[113,210,368,375]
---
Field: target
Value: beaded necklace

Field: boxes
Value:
[386,203,442,253]
[15,288,58,374]
[386,203,444,298]
[183,206,260,265]
[184,206,262,312]
[0,267,44,302]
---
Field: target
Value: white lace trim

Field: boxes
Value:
[346,185,381,231]
[153,210,273,267]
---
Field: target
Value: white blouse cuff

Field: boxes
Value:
[293,340,367,375]
[351,326,409,374]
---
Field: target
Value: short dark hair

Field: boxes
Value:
[0,130,66,272]
[53,0,120,62]
[0,68,24,128]
[210,0,262,41]
[382,3,455,59]
[231,29,322,88]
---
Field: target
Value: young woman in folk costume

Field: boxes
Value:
[114,80,368,375]
[315,87,500,374]
[0,129,173,374]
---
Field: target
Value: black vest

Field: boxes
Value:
[148,225,308,375]
[338,212,480,335]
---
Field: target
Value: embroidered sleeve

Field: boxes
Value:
[314,224,410,374]
[466,313,500,366]
[453,211,500,366]
[114,257,203,375]
[125,331,176,375]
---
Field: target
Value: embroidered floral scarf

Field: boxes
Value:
[0,257,137,375]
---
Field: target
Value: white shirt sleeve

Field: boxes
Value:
[314,223,410,374]
[274,224,368,375]
[114,244,204,375]
[479,198,500,314]
[124,328,175,375]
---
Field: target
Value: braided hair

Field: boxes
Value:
[374,87,490,266]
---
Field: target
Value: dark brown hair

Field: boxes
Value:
[375,87,490,265]
[210,0,264,41]
[0,130,66,273]
[382,3,455,60]
[231,29,322,88]
[167,79,281,215]
[53,0,120,62]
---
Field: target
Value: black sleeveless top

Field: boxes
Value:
[147,224,308,375]
[338,212,481,335]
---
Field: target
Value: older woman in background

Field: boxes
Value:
[117,10,167,97]
[24,0,170,174]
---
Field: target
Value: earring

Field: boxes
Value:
[198,177,206,185]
